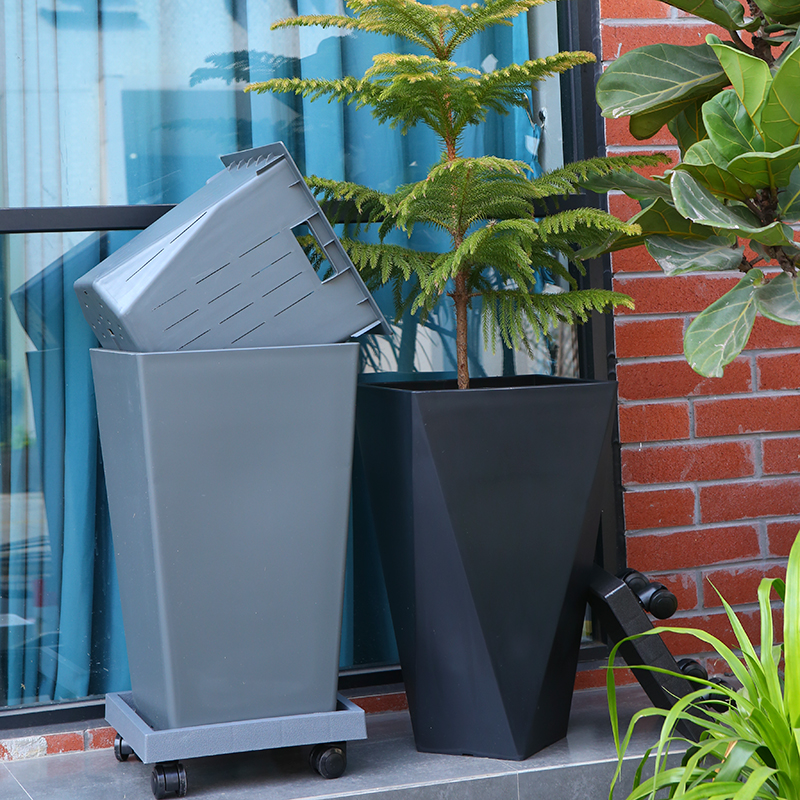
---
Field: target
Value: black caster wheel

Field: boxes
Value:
[114,734,134,762]
[151,762,188,799]
[619,569,678,619]
[309,742,347,779]
[677,658,708,681]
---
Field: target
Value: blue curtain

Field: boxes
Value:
[0,0,543,708]
[3,233,134,706]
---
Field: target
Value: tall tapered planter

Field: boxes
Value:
[355,375,617,760]
[92,343,359,730]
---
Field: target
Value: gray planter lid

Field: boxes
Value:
[74,143,390,351]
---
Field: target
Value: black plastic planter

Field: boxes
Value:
[355,375,617,760]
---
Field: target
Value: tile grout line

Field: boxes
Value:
[302,772,521,800]
[3,764,34,800]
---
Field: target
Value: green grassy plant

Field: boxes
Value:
[608,532,800,800]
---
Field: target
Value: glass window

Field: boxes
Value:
[0,0,570,711]
[0,231,134,709]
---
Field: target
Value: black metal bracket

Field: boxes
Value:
[588,566,702,740]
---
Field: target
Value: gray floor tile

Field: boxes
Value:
[1,685,672,800]
[362,773,520,800]
[0,764,34,800]
[6,750,152,800]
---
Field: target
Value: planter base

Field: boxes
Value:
[105,691,367,764]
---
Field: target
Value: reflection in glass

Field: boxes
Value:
[0,233,133,709]
[1,1,573,705]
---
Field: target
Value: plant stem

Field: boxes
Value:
[454,270,470,389]
[441,102,470,387]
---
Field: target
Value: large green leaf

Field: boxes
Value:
[756,271,800,324]
[624,197,729,244]
[777,27,800,68]
[761,48,800,150]
[670,170,793,245]
[676,163,756,201]
[576,197,724,257]
[758,0,800,24]
[668,100,708,155]
[683,269,762,377]
[657,0,749,27]
[727,143,800,189]
[629,100,700,140]
[580,168,672,202]
[779,167,800,219]
[683,137,730,167]
[703,89,764,161]
[709,38,771,125]
[678,138,756,201]
[646,234,744,274]
[596,44,729,120]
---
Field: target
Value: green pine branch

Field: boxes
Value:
[530,154,670,197]
[247,0,646,387]
[268,0,551,60]
[481,287,635,353]
[340,238,437,288]
[250,52,601,148]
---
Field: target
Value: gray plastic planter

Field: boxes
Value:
[74,143,389,352]
[91,342,359,730]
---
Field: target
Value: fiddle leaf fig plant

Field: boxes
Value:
[588,0,800,378]
[246,0,666,388]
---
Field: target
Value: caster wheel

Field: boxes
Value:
[114,734,134,762]
[151,762,188,798]
[677,658,708,682]
[310,742,347,779]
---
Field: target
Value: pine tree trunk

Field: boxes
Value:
[454,271,469,389]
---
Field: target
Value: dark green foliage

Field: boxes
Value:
[592,0,800,378]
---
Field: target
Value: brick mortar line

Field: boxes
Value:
[611,274,728,281]
[612,276,760,284]
[613,264,788,275]
[620,431,796,447]
[648,556,791,574]
[599,18,721,23]
[620,384,800,401]
[617,396,695,405]
[614,353,747,365]
[616,347,800,359]
[662,602,777,618]
[624,473,800,490]
[606,146,679,154]
[618,361,757,373]
[624,481,800,493]
[618,360,800,372]
[622,395,772,405]
[688,389,800,400]
[625,514,800,536]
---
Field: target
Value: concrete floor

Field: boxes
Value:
[0,685,672,800]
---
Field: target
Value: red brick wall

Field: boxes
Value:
[599,1,800,676]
